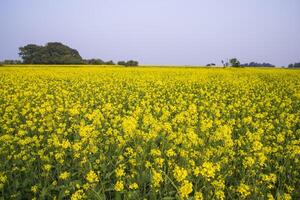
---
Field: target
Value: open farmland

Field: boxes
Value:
[0,66,300,199]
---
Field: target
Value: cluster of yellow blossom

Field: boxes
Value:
[0,66,299,199]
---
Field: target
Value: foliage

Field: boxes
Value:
[19,42,83,64]
[0,67,299,199]
[229,58,241,67]
[288,62,300,68]
[117,61,127,66]
[83,59,118,65]
[118,60,139,67]
[0,60,22,65]
[241,62,275,67]
[83,59,104,65]
[104,60,115,65]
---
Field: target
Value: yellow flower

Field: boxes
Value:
[237,183,251,199]
[129,182,139,190]
[114,180,124,192]
[173,166,188,182]
[115,167,125,178]
[278,193,292,200]
[0,173,7,190]
[61,139,71,149]
[59,171,70,180]
[145,161,152,169]
[43,164,52,172]
[86,170,99,183]
[166,149,176,157]
[261,173,277,189]
[179,180,193,199]
[71,189,85,200]
[243,157,255,168]
[194,192,203,200]
[155,157,164,167]
[200,162,220,180]
[122,117,137,134]
[215,190,225,200]
[31,185,38,193]
[152,170,163,188]
[267,193,275,200]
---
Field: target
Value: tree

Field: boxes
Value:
[117,61,127,66]
[84,59,104,65]
[117,60,139,67]
[288,63,300,68]
[126,60,138,66]
[229,58,241,67]
[206,63,216,67]
[2,60,22,64]
[19,42,83,64]
[19,44,43,64]
[241,62,275,67]
[104,60,115,65]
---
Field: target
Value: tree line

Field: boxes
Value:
[0,42,138,66]
[218,58,275,68]
[288,63,300,68]
[0,42,299,68]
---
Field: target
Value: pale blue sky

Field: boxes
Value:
[0,0,299,66]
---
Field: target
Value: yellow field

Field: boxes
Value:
[0,66,299,199]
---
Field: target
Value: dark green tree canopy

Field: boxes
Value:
[117,60,139,67]
[229,58,241,67]
[83,59,104,65]
[19,42,83,64]
[288,63,300,68]
[117,61,127,66]
[241,62,275,67]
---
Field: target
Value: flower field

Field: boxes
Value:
[0,66,299,200]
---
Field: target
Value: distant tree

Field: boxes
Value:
[238,60,275,67]
[126,60,138,66]
[117,60,138,66]
[84,59,104,65]
[2,60,22,64]
[289,63,300,68]
[229,58,241,67]
[19,44,43,64]
[206,63,216,67]
[104,60,115,65]
[241,62,275,67]
[19,42,83,64]
[0,60,22,65]
[117,61,127,66]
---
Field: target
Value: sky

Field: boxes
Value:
[0,0,299,66]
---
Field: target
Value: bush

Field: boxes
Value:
[118,60,139,67]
